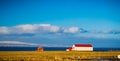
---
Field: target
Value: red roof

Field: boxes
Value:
[68,47,72,49]
[67,47,72,50]
[74,44,92,47]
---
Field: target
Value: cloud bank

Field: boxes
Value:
[0,24,120,39]
[0,41,38,46]
[0,24,84,34]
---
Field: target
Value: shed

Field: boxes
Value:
[66,47,72,51]
[37,47,44,51]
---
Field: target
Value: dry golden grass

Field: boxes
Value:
[0,51,120,61]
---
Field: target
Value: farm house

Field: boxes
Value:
[72,44,93,51]
[66,44,93,51]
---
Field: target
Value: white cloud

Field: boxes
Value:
[37,24,51,27]
[0,27,9,34]
[102,30,120,34]
[0,41,38,46]
[0,24,119,35]
[0,41,70,47]
[0,24,83,34]
[0,24,60,34]
[12,24,36,34]
[63,27,79,33]
[36,24,60,33]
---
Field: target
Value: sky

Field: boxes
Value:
[0,0,120,48]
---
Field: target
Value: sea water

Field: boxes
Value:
[0,46,120,51]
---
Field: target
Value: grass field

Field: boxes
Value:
[0,51,120,61]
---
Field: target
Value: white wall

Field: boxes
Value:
[73,47,93,51]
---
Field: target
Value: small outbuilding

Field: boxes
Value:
[66,47,72,51]
[37,47,44,51]
[72,44,93,51]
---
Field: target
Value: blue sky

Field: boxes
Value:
[0,0,120,48]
